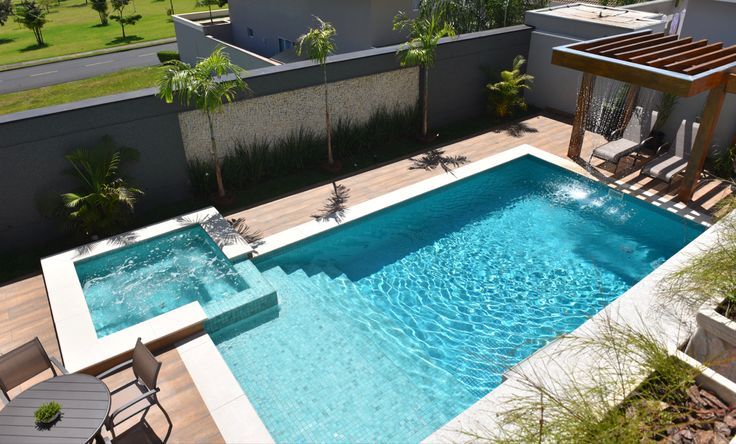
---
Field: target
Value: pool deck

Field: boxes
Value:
[0,112,732,442]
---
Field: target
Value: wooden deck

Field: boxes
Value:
[0,113,732,443]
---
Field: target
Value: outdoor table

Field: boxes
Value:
[0,373,111,444]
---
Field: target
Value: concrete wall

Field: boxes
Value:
[0,26,532,252]
[228,0,414,57]
[0,94,190,251]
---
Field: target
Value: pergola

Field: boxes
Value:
[551,30,736,202]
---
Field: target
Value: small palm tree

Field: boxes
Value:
[297,17,337,166]
[394,9,455,140]
[486,55,534,118]
[158,47,247,198]
[61,137,143,237]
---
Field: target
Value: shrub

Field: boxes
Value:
[34,401,61,424]
[486,55,533,119]
[157,50,180,64]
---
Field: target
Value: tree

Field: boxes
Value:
[195,0,226,24]
[109,0,141,39]
[0,0,11,26]
[394,9,455,140]
[486,55,533,118]
[61,137,143,237]
[158,47,247,198]
[91,0,108,25]
[14,0,47,46]
[418,0,548,33]
[296,17,337,166]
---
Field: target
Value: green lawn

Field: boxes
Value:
[0,66,160,114]
[0,0,224,65]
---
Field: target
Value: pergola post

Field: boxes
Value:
[678,81,728,202]
[568,73,597,160]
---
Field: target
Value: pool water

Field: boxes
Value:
[211,156,704,443]
[76,225,248,337]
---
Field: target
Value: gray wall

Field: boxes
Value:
[0,94,190,251]
[173,14,278,69]
[0,25,532,253]
[228,0,414,57]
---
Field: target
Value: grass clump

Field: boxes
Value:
[492,319,707,444]
[660,217,736,319]
[34,401,61,424]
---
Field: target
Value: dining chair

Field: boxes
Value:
[0,337,68,402]
[96,338,172,441]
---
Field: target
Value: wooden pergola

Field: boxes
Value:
[551,30,736,202]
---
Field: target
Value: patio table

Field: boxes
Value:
[0,373,110,444]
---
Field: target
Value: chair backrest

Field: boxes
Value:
[622,107,658,143]
[0,338,54,399]
[132,338,161,390]
[669,119,700,158]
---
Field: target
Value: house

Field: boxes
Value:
[173,0,419,66]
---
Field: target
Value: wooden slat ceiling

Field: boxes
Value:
[552,30,736,96]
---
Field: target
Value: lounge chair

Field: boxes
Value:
[97,338,172,441]
[0,337,68,402]
[641,119,699,186]
[589,107,658,174]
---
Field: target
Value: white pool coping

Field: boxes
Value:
[41,206,252,373]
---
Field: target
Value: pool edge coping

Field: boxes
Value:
[254,144,710,258]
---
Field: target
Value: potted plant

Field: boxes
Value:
[34,401,62,426]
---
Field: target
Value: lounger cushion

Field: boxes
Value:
[642,154,688,182]
[591,139,639,163]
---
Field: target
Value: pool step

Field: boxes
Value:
[204,260,278,332]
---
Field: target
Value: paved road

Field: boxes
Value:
[0,42,177,94]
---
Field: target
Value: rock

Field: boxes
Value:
[714,420,731,437]
[701,390,729,411]
[694,429,716,444]
[688,386,705,408]
[723,411,736,428]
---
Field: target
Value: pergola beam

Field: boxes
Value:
[647,42,722,68]
[627,39,702,63]
[678,82,729,202]
[728,73,736,93]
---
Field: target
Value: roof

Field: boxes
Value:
[552,30,736,96]
[529,3,664,29]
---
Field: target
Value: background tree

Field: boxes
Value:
[14,0,47,46]
[418,0,548,33]
[297,17,337,167]
[109,0,141,38]
[486,55,533,118]
[394,9,455,140]
[195,0,226,24]
[61,136,143,237]
[0,0,11,26]
[158,46,247,198]
[91,0,108,25]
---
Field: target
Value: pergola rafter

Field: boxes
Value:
[552,30,736,202]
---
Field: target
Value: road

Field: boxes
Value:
[0,43,177,94]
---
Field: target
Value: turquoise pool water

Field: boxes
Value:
[211,156,704,443]
[76,225,248,337]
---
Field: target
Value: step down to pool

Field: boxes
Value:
[204,260,278,332]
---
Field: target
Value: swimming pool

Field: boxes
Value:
[76,225,249,337]
[210,155,704,442]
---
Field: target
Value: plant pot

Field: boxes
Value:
[36,412,60,427]
[321,160,343,174]
[685,299,736,382]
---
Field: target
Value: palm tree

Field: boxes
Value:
[394,9,455,140]
[158,47,247,198]
[486,55,533,118]
[61,137,143,237]
[297,17,337,167]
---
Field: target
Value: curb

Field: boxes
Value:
[0,38,177,72]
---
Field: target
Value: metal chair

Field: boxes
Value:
[96,338,172,441]
[589,107,658,174]
[0,337,68,402]
[642,119,700,187]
